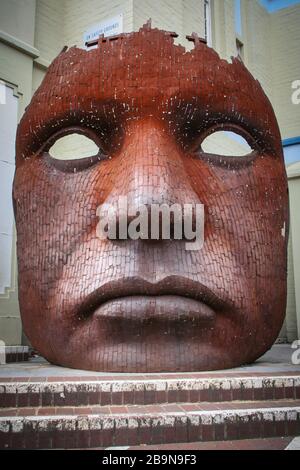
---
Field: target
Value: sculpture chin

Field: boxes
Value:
[22,294,283,373]
[45,336,275,374]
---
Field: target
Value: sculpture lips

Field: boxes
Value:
[79,276,228,323]
[94,295,216,323]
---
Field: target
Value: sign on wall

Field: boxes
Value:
[83,14,123,48]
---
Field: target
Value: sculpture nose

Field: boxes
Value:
[99,119,202,241]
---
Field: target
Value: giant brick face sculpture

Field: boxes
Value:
[13,23,289,372]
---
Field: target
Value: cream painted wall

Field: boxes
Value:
[269,4,300,338]
[133,0,183,40]
[183,0,206,45]
[211,0,237,59]
[271,5,300,139]
[32,63,46,94]
[287,164,300,340]
[132,0,206,49]
[32,0,134,93]
[34,0,64,65]
[0,1,37,345]
[0,0,36,46]
[63,0,133,46]
[32,0,65,96]
[242,0,273,102]
[0,84,21,345]
[285,234,298,341]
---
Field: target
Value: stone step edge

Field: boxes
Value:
[1,399,299,417]
[1,406,299,449]
[1,376,299,408]
[1,373,300,384]
[1,375,300,392]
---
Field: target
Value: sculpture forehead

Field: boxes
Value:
[34,31,268,105]
[17,28,281,160]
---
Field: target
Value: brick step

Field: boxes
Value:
[1,400,300,448]
[1,375,299,408]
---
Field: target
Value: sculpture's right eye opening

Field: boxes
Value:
[41,128,108,172]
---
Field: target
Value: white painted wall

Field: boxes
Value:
[0,84,18,294]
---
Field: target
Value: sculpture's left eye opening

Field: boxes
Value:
[201,130,253,157]
[41,128,107,172]
[193,126,259,168]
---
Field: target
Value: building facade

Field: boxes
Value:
[0,0,299,346]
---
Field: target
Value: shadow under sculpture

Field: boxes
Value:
[13,23,289,372]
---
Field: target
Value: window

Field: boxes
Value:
[204,0,212,47]
[283,137,300,165]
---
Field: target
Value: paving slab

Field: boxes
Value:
[0,345,299,380]
[126,436,294,450]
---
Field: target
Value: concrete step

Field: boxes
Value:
[1,400,300,448]
[1,375,299,408]
[120,436,295,450]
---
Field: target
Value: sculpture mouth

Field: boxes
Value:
[79,276,229,323]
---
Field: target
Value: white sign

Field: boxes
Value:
[83,14,123,48]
